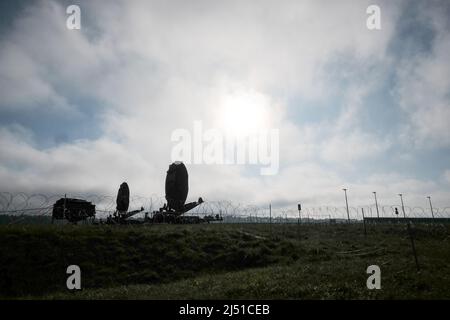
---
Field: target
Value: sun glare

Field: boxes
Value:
[218,91,270,136]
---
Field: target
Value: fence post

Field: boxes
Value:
[269,204,272,237]
[362,208,367,237]
[407,221,420,271]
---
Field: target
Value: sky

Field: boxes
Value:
[0,0,449,210]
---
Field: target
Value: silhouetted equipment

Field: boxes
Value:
[52,163,215,225]
[203,214,223,223]
[106,182,144,224]
[165,161,189,212]
[151,161,210,223]
[52,197,95,223]
[116,182,130,212]
[107,207,144,224]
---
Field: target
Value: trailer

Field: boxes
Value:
[52,197,95,223]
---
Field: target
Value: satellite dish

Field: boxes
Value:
[165,162,189,211]
[116,182,130,212]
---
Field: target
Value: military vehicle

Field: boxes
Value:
[104,162,207,224]
[52,197,96,223]
[52,162,217,224]
[105,182,144,224]
[151,161,206,223]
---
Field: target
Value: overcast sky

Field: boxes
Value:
[0,0,449,209]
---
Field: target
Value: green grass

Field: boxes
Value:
[1,222,450,299]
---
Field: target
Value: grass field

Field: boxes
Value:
[1,222,449,299]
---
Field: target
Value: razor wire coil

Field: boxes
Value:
[1,192,449,223]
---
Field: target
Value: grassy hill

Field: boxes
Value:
[1,222,449,299]
[0,215,52,225]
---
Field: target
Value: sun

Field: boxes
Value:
[218,91,270,137]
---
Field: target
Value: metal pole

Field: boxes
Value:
[269,204,272,235]
[399,194,406,218]
[269,204,272,224]
[373,192,380,218]
[407,222,420,271]
[427,196,435,219]
[63,193,67,222]
[362,208,367,237]
[343,188,350,222]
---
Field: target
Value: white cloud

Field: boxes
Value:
[394,4,450,148]
[0,0,449,211]
[320,130,391,163]
[444,170,450,184]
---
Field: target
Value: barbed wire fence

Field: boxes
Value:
[1,192,450,225]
